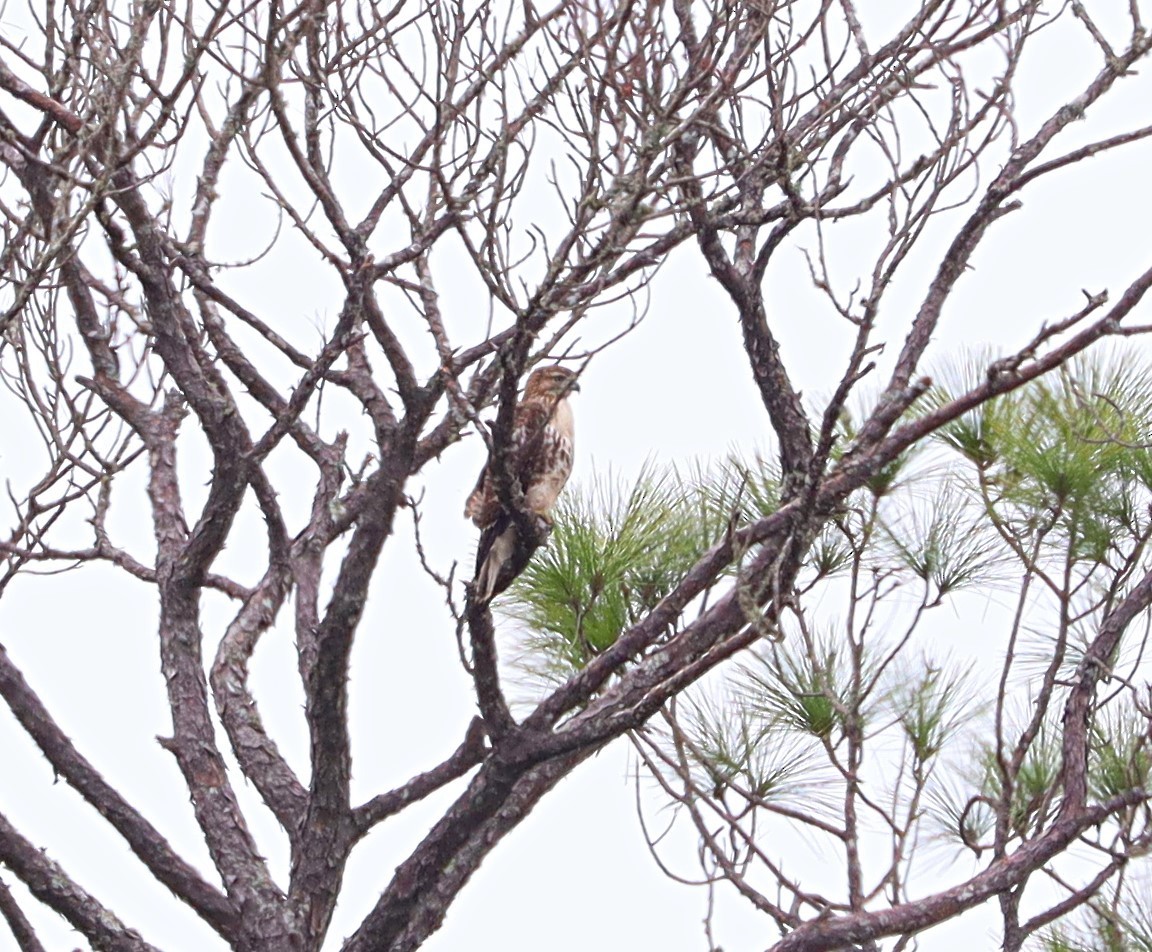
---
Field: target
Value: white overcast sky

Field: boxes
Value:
[3,3,1152,952]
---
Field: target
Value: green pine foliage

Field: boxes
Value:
[973,714,1063,839]
[739,629,856,740]
[677,690,833,807]
[893,661,975,764]
[1042,882,1152,952]
[934,348,1152,567]
[880,486,1006,602]
[1089,705,1152,803]
[504,457,780,680]
[502,348,1152,947]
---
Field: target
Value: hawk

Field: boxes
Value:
[465,365,580,603]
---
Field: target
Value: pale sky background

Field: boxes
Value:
[2,4,1152,952]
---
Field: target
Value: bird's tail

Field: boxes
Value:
[472,515,517,604]
[470,512,553,604]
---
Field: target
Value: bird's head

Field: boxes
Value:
[524,365,580,400]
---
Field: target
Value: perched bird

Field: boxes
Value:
[465,365,580,603]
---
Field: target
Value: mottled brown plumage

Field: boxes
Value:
[465,365,579,602]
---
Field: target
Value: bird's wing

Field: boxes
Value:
[464,399,552,526]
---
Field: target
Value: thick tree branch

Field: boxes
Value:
[351,717,489,837]
[0,811,160,952]
[0,642,236,936]
[0,875,47,952]
[767,792,1148,952]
